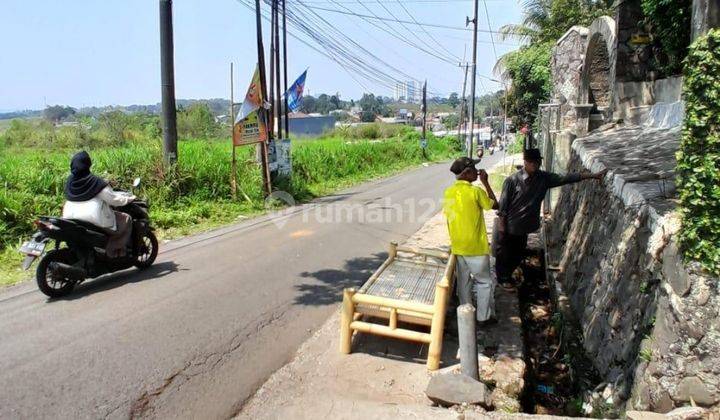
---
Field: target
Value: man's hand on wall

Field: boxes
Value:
[581,168,608,181]
[593,168,608,181]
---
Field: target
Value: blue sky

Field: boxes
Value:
[0,0,522,111]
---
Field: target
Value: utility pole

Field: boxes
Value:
[255,0,272,195]
[274,0,282,140]
[159,0,178,164]
[230,62,236,199]
[466,0,479,158]
[457,63,469,148]
[282,0,289,138]
[269,0,276,138]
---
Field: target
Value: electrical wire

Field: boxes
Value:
[393,0,462,62]
[234,0,500,97]
[299,4,512,34]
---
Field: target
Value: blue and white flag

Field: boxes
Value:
[284,70,307,113]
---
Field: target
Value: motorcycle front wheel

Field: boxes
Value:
[36,249,77,298]
[134,231,158,269]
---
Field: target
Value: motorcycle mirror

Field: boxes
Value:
[132,177,141,188]
[476,148,484,159]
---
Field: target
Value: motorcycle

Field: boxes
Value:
[19,178,159,298]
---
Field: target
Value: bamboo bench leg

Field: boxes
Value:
[427,281,449,370]
[340,288,356,354]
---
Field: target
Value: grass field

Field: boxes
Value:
[0,132,461,286]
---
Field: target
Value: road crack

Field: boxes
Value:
[127,307,289,419]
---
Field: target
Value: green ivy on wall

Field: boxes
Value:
[641,0,692,76]
[677,29,720,276]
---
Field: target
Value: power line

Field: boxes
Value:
[481,0,498,61]
[300,4,510,33]
[234,0,498,97]
[294,0,491,3]
[288,0,451,95]
[393,0,462,62]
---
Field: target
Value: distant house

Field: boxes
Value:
[282,112,336,137]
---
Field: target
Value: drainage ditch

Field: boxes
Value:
[516,248,601,416]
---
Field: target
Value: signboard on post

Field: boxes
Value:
[233,109,268,146]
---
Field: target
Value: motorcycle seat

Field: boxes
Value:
[66,218,111,235]
[40,217,108,248]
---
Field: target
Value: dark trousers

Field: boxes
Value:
[493,231,528,284]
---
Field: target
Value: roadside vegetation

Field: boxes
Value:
[677,29,720,275]
[0,110,460,286]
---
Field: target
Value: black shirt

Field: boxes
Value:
[498,168,582,235]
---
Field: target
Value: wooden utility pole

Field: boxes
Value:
[255,0,272,195]
[274,0,282,139]
[230,62,237,199]
[159,0,178,164]
[457,63,469,148]
[269,0,276,138]
[282,0,289,138]
[467,0,479,158]
[421,80,428,159]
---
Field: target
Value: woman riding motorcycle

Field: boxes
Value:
[62,151,135,258]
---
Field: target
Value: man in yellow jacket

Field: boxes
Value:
[443,157,499,324]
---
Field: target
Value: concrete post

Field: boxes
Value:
[457,304,479,380]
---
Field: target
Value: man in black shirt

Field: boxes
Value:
[494,148,606,288]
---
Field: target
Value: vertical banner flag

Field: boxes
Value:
[421,80,428,148]
[234,65,268,145]
[283,69,308,113]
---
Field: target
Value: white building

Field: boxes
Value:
[394,81,421,103]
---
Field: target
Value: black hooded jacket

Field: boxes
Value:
[64,151,108,202]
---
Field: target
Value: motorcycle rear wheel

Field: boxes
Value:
[36,249,77,298]
[134,231,158,269]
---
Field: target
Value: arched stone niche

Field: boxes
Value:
[578,16,617,132]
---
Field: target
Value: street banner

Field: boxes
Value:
[283,69,307,113]
[421,80,427,149]
[234,65,268,145]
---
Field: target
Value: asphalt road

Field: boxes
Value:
[0,154,504,419]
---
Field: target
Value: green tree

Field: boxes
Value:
[494,0,612,127]
[177,103,219,139]
[442,114,460,130]
[299,95,317,114]
[448,92,460,109]
[641,0,692,75]
[498,0,613,45]
[360,111,376,123]
[502,42,553,127]
[97,110,131,144]
[43,105,76,123]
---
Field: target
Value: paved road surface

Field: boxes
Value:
[0,154,503,419]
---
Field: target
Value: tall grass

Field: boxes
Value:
[321,123,415,140]
[1,133,460,284]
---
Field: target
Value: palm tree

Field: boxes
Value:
[493,0,614,77]
[498,0,553,44]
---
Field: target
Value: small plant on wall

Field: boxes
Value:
[677,28,720,276]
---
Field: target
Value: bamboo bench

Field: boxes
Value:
[340,242,456,370]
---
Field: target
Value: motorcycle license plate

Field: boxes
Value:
[19,240,46,257]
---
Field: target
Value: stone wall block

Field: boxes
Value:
[547,127,720,412]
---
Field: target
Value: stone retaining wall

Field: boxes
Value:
[545,126,720,413]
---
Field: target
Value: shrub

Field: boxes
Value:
[177,103,220,139]
[641,0,692,76]
[677,29,720,275]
